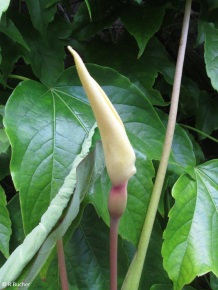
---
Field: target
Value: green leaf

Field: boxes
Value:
[2,64,199,284]
[4,77,95,233]
[150,285,196,290]
[196,91,218,137]
[30,205,128,290]
[0,128,9,154]
[7,194,25,253]
[121,3,166,58]
[72,0,120,41]
[25,0,59,36]
[86,153,155,246]
[0,122,96,284]
[0,105,10,179]
[84,36,175,106]
[157,110,196,175]
[0,34,25,80]
[0,105,10,154]
[47,15,72,39]
[0,14,29,51]
[0,0,10,20]
[0,185,11,258]
[0,149,10,180]
[84,0,92,20]
[139,221,171,290]
[211,272,218,289]
[86,110,195,246]
[10,13,65,86]
[162,160,218,290]
[20,140,98,285]
[204,23,218,91]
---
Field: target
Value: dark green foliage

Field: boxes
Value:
[0,0,218,289]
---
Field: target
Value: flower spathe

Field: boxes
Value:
[67,46,136,188]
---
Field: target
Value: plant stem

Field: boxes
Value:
[121,1,192,289]
[57,239,69,290]
[110,217,120,290]
[180,124,218,143]
[8,74,30,81]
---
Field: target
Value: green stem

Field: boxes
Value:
[180,124,218,143]
[121,1,192,289]
[57,239,69,290]
[8,74,30,81]
[110,217,120,290]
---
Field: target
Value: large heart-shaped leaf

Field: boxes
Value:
[4,76,95,234]
[0,122,96,284]
[162,160,218,290]
[19,142,100,285]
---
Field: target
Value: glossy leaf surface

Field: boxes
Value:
[163,160,218,290]
[0,120,96,284]
[4,77,94,233]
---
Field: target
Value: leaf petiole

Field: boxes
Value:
[8,74,30,81]
[180,124,218,143]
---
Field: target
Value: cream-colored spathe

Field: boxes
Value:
[68,46,136,186]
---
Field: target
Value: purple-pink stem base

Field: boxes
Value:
[110,217,120,290]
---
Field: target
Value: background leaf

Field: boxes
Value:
[71,0,120,41]
[0,185,11,258]
[0,14,29,51]
[7,194,24,253]
[121,3,166,58]
[150,285,196,290]
[162,160,218,290]
[211,272,218,289]
[195,91,218,137]
[29,205,128,290]
[10,13,65,86]
[25,0,59,37]
[139,221,171,290]
[84,36,175,106]
[204,23,218,91]
[0,34,26,80]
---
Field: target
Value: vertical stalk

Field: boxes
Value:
[110,218,120,290]
[122,1,192,289]
[57,239,69,290]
